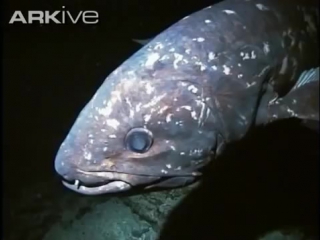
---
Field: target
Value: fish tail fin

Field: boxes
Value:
[268,67,319,123]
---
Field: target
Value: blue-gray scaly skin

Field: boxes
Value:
[55,0,319,195]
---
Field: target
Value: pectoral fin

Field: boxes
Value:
[268,67,319,122]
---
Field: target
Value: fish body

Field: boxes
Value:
[54,0,319,195]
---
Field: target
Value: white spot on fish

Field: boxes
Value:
[251,51,256,59]
[193,37,205,42]
[243,53,250,60]
[195,61,207,71]
[187,85,198,93]
[106,119,120,130]
[180,106,192,111]
[158,106,169,114]
[223,10,236,14]
[191,111,197,120]
[161,169,168,174]
[145,52,160,68]
[287,107,297,117]
[263,42,270,54]
[180,152,186,155]
[208,52,216,61]
[189,149,203,156]
[170,145,176,150]
[143,93,166,109]
[279,56,288,75]
[196,100,206,127]
[205,19,211,23]
[166,164,172,169]
[166,113,173,122]
[109,134,116,138]
[145,83,155,94]
[246,81,257,88]
[239,115,247,121]
[256,3,269,11]
[103,147,108,152]
[238,63,242,67]
[185,49,191,54]
[211,65,217,71]
[175,121,183,126]
[238,74,243,78]
[223,65,231,75]
[125,97,132,107]
[129,109,134,119]
[287,28,296,48]
[135,103,142,112]
[84,151,92,160]
[173,53,184,69]
[97,107,111,117]
[169,48,175,52]
[144,114,152,122]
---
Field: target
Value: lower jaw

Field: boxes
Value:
[62,180,132,195]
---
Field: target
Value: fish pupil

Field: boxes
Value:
[126,128,153,153]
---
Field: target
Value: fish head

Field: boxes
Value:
[55,58,222,195]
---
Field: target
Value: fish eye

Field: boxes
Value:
[125,128,153,153]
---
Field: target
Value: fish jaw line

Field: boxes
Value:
[62,180,132,195]
[60,168,203,195]
[60,169,161,195]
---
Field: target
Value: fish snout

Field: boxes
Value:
[54,156,76,182]
[54,144,79,183]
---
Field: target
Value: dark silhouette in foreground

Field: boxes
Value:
[159,119,319,240]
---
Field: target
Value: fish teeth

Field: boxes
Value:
[74,180,80,189]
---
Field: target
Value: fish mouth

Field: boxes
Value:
[60,168,199,195]
[60,169,162,195]
[62,179,133,195]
